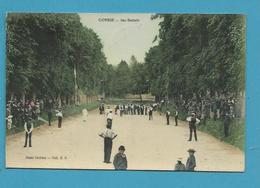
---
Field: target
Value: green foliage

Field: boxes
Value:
[144,14,245,99]
[198,119,245,150]
[6,13,108,101]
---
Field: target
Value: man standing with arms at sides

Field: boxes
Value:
[224,113,231,137]
[166,109,170,125]
[99,123,117,163]
[47,109,52,126]
[186,112,200,141]
[82,108,88,122]
[148,106,153,120]
[24,118,34,147]
[175,109,179,126]
[186,149,197,171]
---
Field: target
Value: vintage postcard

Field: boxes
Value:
[5,13,245,171]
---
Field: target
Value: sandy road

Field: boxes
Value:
[6,107,244,171]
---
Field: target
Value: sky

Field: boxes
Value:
[79,13,161,65]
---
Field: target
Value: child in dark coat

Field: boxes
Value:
[113,145,128,170]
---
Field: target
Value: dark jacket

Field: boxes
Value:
[175,162,186,171]
[186,155,196,171]
[113,153,128,170]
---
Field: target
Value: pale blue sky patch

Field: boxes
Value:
[79,13,160,65]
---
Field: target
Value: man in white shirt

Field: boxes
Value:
[56,109,63,128]
[186,113,200,141]
[99,123,117,163]
[82,108,88,122]
[24,120,34,147]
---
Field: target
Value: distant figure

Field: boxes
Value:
[224,113,231,137]
[99,104,105,114]
[56,109,63,128]
[174,158,186,171]
[107,110,113,127]
[113,145,128,170]
[24,120,34,147]
[82,108,88,122]
[175,110,178,126]
[148,107,153,120]
[47,109,52,126]
[166,109,170,125]
[186,113,200,141]
[186,149,196,171]
[99,123,117,163]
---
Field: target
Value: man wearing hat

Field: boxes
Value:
[186,112,200,141]
[113,145,128,170]
[186,149,196,171]
[174,157,186,171]
[99,123,117,163]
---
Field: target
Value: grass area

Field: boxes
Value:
[198,118,245,151]
[6,101,99,136]
[160,103,245,151]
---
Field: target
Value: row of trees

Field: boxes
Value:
[103,56,148,98]
[144,14,245,101]
[7,13,109,104]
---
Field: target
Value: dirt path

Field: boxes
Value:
[6,107,244,171]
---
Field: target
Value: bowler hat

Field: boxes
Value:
[187,148,196,153]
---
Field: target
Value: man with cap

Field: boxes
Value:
[174,157,186,171]
[186,112,200,141]
[186,149,196,171]
[99,123,117,163]
[113,145,128,170]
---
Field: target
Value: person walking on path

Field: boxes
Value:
[186,149,196,171]
[24,119,34,147]
[186,112,200,141]
[99,123,117,163]
[82,108,88,122]
[166,109,170,125]
[56,109,63,128]
[175,110,178,126]
[113,145,128,170]
[174,158,186,171]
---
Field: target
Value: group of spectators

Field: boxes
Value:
[6,99,43,129]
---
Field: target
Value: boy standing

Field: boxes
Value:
[113,145,128,170]
[186,149,196,171]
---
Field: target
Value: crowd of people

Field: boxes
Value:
[6,99,42,130]
[98,102,198,171]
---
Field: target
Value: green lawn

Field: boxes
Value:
[160,104,245,150]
